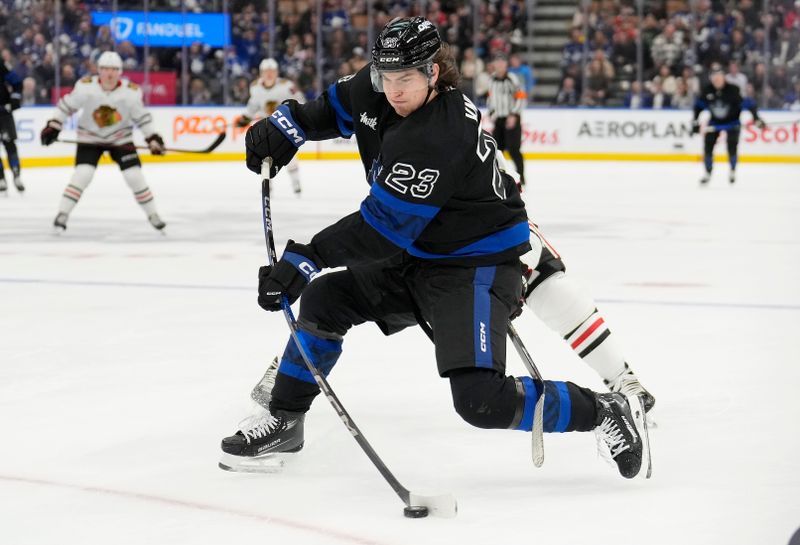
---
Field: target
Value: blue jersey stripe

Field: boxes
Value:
[360,200,416,248]
[370,182,440,219]
[473,266,495,368]
[328,83,354,138]
[360,193,436,248]
[553,381,572,432]
[408,221,529,259]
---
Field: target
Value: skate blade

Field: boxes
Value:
[627,394,652,479]
[218,451,292,473]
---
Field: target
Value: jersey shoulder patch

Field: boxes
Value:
[80,76,93,84]
[128,81,139,90]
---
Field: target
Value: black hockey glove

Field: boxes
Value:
[245,104,304,176]
[511,262,533,321]
[257,241,322,311]
[754,118,766,130]
[691,120,700,135]
[146,133,165,155]
[40,119,63,146]
[235,115,252,128]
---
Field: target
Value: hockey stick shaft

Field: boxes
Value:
[56,132,226,154]
[259,158,456,517]
[507,321,545,467]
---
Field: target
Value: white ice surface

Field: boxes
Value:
[1,160,798,545]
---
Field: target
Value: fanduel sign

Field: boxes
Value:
[91,12,230,47]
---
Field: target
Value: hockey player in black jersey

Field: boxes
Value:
[221,17,649,479]
[692,66,765,185]
[0,61,24,194]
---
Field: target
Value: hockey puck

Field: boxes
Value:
[403,506,429,518]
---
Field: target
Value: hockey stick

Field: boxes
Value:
[507,321,545,468]
[259,158,457,518]
[56,131,226,154]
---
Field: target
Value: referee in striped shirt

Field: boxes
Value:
[487,53,527,185]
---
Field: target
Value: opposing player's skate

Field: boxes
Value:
[0,177,7,195]
[699,173,710,185]
[729,170,736,184]
[250,357,279,409]
[219,408,305,473]
[604,363,655,413]
[53,212,68,232]
[594,392,651,479]
[147,213,166,231]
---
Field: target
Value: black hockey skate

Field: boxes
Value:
[12,167,23,192]
[53,212,68,231]
[604,363,655,413]
[219,409,304,473]
[148,213,166,231]
[594,392,650,479]
[0,177,7,195]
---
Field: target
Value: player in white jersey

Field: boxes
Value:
[236,58,304,194]
[40,51,167,232]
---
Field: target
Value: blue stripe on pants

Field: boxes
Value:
[515,376,541,431]
[473,266,496,368]
[278,329,343,385]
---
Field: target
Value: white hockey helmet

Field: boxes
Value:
[259,58,279,72]
[97,51,123,71]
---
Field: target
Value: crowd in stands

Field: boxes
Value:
[0,0,530,106]
[1,0,798,110]
[556,0,800,110]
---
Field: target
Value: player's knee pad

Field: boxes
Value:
[525,271,596,337]
[70,164,96,190]
[449,368,519,429]
[298,272,359,338]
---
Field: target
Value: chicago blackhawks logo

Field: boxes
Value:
[92,105,122,128]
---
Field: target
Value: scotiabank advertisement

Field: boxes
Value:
[8,106,800,165]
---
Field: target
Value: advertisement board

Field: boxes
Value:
[6,106,799,168]
[90,11,230,47]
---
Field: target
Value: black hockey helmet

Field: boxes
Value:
[370,17,441,92]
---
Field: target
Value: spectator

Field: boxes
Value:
[624,80,651,109]
[508,52,534,98]
[554,76,579,106]
[611,30,637,75]
[650,78,671,109]
[725,61,748,95]
[655,64,677,96]
[651,23,684,69]
[459,46,485,100]
[561,27,585,71]
[784,78,800,110]
[21,76,37,106]
[671,78,694,109]
[583,58,610,106]
[189,77,211,104]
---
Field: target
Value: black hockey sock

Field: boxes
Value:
[562,382,597,432]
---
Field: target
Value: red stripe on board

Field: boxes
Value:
[570,317,605,349]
